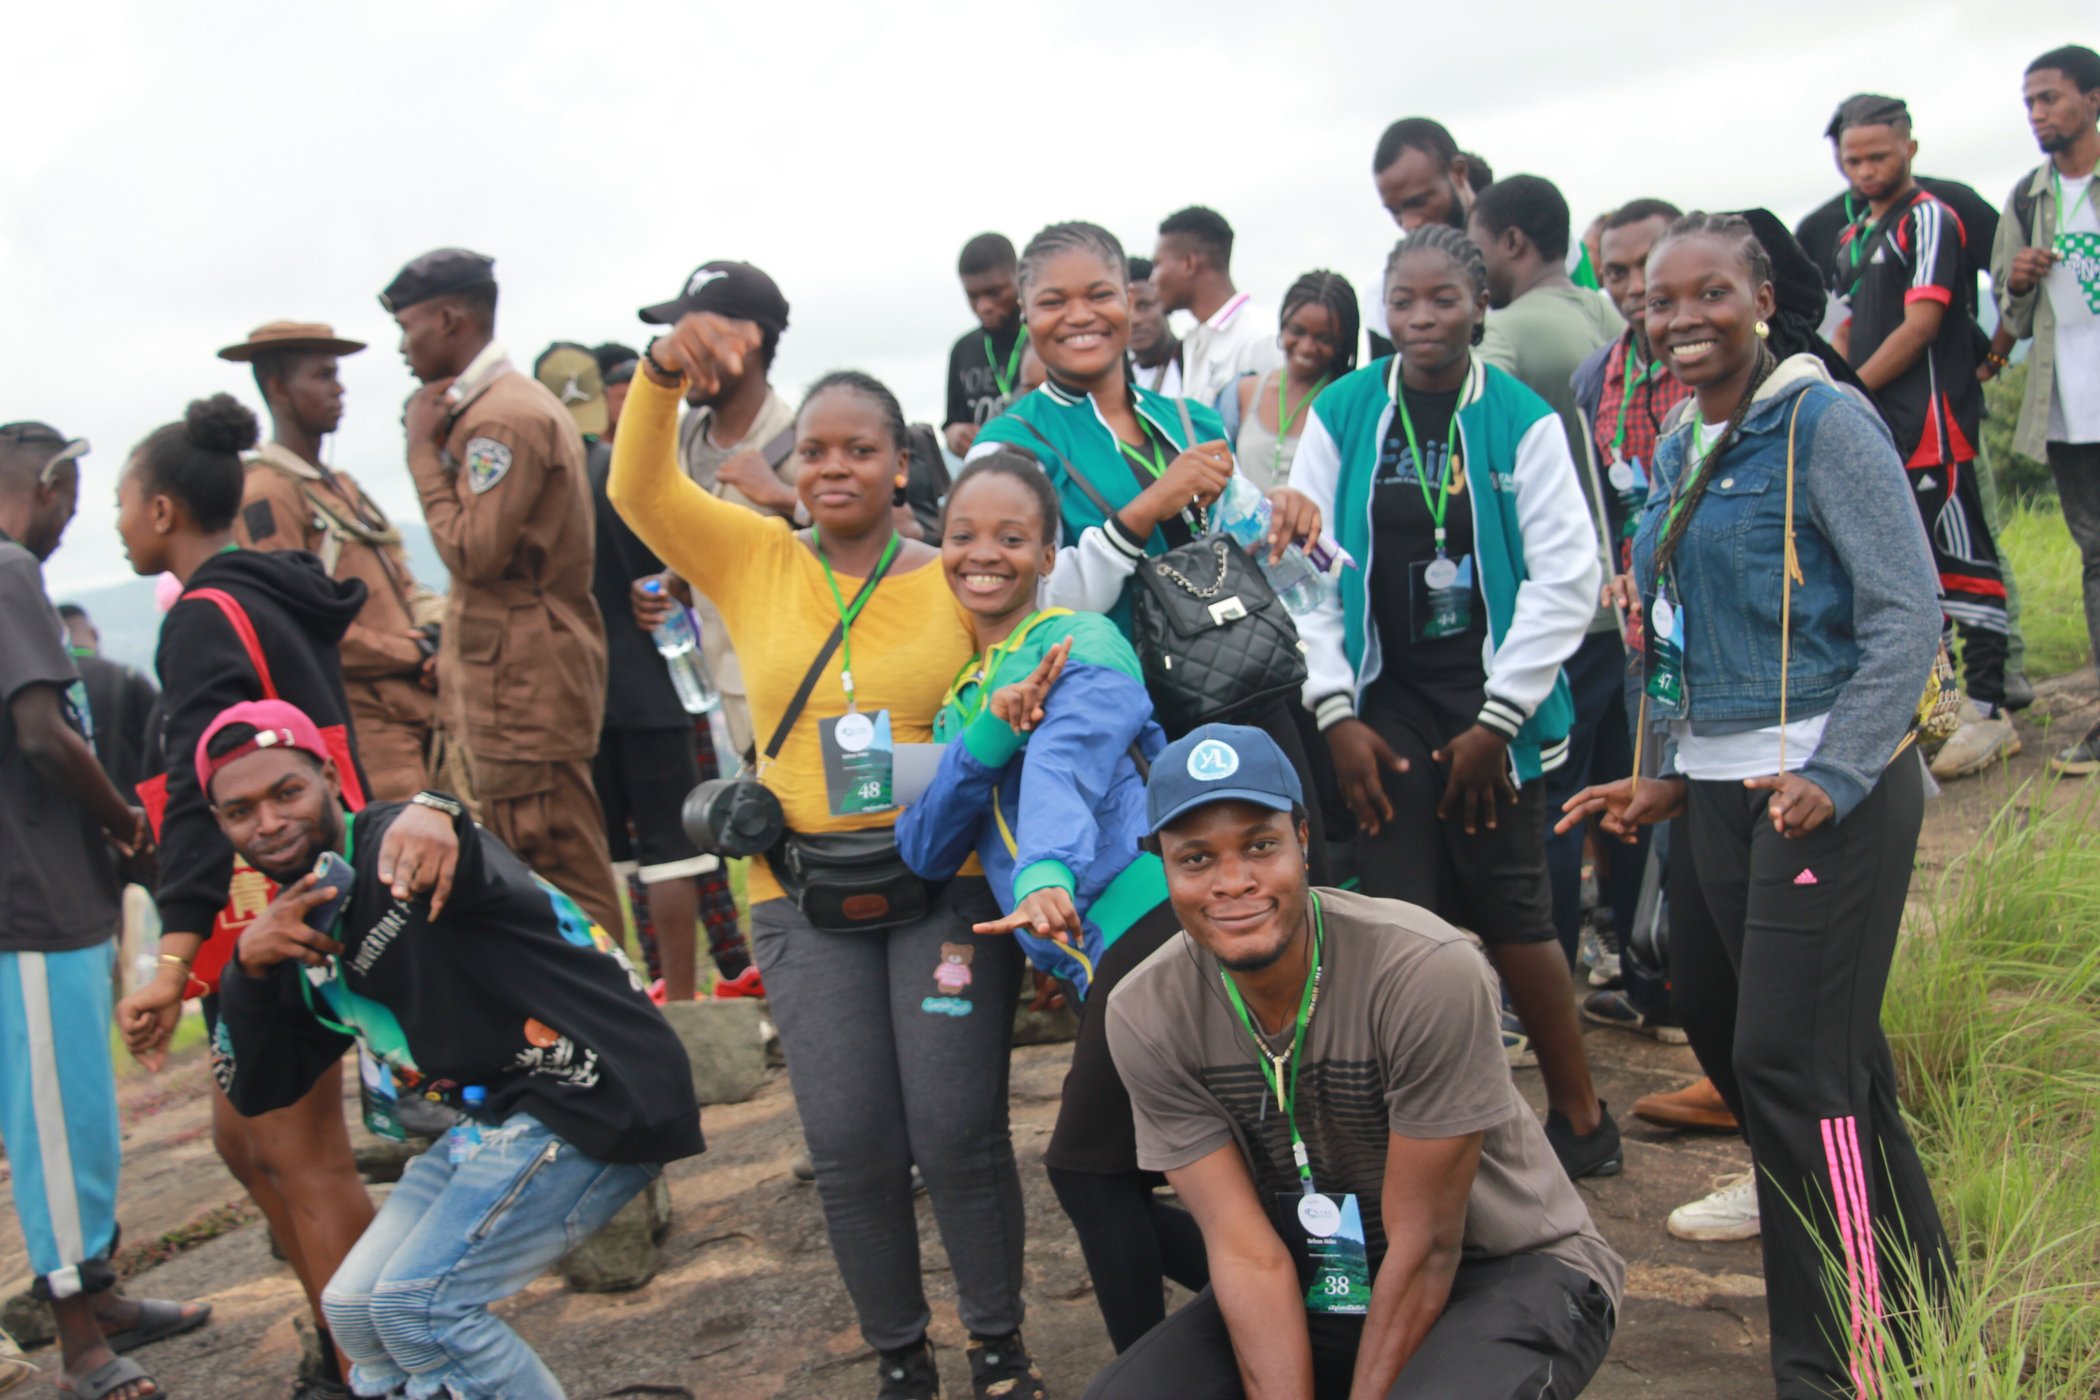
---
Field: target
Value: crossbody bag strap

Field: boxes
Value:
[760,423,799,471]
[1778,394,1809,772]
[184,587,279,699]
[760,545,900,763]
[1010,415,1119,524]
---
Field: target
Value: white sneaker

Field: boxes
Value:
[1928,712,2021,780]
[1667,1171,1761,1241]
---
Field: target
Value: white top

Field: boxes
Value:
[1672,714,1828,780]
[1180,293,1282,412]
[2045,173,2100,445]
[1132,354,1184,400]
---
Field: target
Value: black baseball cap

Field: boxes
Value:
[379,248,497,314]
[638,260,790,334]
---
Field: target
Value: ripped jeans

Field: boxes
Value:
[321,1112,656,1399]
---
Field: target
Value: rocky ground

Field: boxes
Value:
[5,671,2093,1400]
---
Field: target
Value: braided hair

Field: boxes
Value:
[1647,213,1778,574]
[1017,222,1127,295]
[1385,226,1490,345]
[799,370,909,452]
[1279,271,1361,377]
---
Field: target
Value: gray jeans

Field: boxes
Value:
[2049,441,2100,686]
[751,877,1026,1350]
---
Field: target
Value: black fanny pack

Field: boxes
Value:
[772,827,933,933]
[734,545,934,933]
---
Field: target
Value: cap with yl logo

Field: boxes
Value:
[637,259,790,334]
[1145,722,1304,835]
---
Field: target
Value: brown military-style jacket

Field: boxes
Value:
[409,345,606,762]
[235,444,440,735]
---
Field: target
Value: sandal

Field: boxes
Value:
[57,1355,163,1399]
[99,1300,212,1355]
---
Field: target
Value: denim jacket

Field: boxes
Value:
[1631,355,1940,820]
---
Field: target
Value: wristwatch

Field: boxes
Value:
[409,791,465,819]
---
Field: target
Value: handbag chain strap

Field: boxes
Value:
[1150,540,1233,599]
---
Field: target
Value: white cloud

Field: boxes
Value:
[4,0,2084,595]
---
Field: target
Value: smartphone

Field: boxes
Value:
[303,850,355,933]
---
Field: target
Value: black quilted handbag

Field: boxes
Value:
[1008,409,1308,734]
[1129,535,1309,732]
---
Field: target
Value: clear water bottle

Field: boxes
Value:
[449,1086,486,1164]
[1215,474,1332,615]
[642,579,722,715]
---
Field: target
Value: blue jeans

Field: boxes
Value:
[321,1113,656,1399]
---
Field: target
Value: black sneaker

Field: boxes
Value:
[1545,1102,1624,1180]
[876,1337,940,1400]
[2050,720,2100,777]
[966,1331,1047,1399]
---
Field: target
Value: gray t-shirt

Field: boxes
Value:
[1480,284,1625,633]
[1107,886,1624,1309]
[0,537,119,952]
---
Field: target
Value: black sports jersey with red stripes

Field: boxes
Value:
[1837,187,1980,467]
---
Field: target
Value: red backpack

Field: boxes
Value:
[135,587,367,994]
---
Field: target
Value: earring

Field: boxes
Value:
[892,477,908,507]
[1755,320,1770,340]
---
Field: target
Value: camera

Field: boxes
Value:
[682,777,786,859]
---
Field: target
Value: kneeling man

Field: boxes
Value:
[201,699,703,1400]
[1092,724,1622,1399]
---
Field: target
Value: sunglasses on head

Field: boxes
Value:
[0,423,90,486]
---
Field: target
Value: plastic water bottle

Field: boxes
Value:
[642,579,722,715]
[449,1086,486,1164]
[1215,474,1334,615]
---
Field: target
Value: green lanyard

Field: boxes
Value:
[1662,420,1722,542]
[941,609,1059,720]
[1275,373,1327,483]
[1608,352,1659,463]
[813,529,902,710]
[1393,385,1462,557]
[1117,423,1169,480]
[1217,893,1327,1194]
[2055,167,2096,233]
[294,814,363,1040]
[985,328,1029,399]
[1843,194,1874,275]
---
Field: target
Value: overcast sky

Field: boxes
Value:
[5,0,2084,598]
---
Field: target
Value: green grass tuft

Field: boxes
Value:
[1999,499,2094,683]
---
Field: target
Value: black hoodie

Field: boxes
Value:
[217,801,705,1165]
[153,548,369,941]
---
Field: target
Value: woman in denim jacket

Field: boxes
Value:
[1560,213,1952,1400]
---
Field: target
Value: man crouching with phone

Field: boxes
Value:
[1089,724,1623,1399]
[197,699,702,1400]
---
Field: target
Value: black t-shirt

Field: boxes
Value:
[1370,385,1487,679]
[587,438,690,731]
[1797,174,1999,321]
[946,320,1027,429]
[1839,188,1983,466]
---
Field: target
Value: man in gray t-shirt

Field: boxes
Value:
[0,422,209,1397]
[1093,723,1621,1400]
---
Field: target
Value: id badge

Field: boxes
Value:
[1282,1192,1371,1314]
[357,1045,407,1143]
[820,709,896,815]
[1409,554,1475,642]
[1643,588,1687,717]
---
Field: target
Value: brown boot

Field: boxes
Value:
[1630,1076,1738,1132]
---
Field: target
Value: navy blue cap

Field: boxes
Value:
[1145,723,1304,835]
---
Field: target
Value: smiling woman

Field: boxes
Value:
[607,321,1047,1398]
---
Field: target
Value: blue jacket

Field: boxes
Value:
[894,610,1167,997]
[1288,355,1600,784]
[1631,355,1940,820]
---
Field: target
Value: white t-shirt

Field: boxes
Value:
[1132,354,1184,400]
[1180,293,1282,412]
[2046,173,2100,445]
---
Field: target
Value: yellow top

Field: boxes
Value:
[610,372,975,902]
